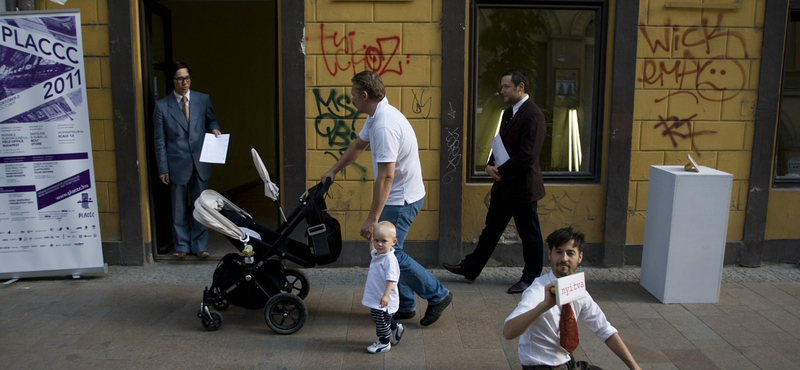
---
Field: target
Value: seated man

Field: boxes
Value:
[503,227,642,370]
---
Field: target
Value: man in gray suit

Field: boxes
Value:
[154,61,221,258]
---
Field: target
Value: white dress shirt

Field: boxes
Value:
[505,271,618,366]
[173,90,191,105]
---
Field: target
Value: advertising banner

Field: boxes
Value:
[0,11,105,279]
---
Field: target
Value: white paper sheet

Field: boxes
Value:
[554,272,587,306]
[490,134,510,165]
[199,133,230,164]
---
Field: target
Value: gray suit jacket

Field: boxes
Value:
[153,90,221,185]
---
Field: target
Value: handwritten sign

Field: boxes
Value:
[555,272,586,306]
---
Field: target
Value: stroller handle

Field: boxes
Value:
[307,177,333,204]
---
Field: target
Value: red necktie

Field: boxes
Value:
[559,303,579,353]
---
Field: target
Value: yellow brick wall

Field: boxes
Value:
[628,0,765,244]
[39,0,119,241]
[304,0,442,241]
[766,190,800,239]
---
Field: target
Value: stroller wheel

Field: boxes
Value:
[283,268,310,299]
[201,310,223,331]
[210,287,230,310]
[264,293,307,335]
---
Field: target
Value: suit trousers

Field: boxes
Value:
[461,197,544,283]
[169,166,208,254]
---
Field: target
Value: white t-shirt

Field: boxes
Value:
[362,248,400,314]
[358,97,425,205]
[504,271,618,366]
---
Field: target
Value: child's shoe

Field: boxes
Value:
[367,339,391,353]
[391,323,405,345]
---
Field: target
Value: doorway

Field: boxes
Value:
[141,0,280,259]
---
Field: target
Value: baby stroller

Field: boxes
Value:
[192,147,341,334]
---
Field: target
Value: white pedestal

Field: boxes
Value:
[639,165,733,303]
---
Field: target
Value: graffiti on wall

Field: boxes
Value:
[654,114,717,154]
[312,88,367,177]
[442,126,461,185]
[637,14,750,151]
[411,89,432,118]
[313,24,411,77]
[638,14,748,104]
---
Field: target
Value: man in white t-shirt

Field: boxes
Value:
[322,71,452,327]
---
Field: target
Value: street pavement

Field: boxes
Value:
[1,262,799,369]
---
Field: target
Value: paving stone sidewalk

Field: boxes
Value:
[1,263,799,369]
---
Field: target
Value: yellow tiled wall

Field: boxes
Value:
[628,0,766,244]
[39,0,119,241]
[304,0,443,241]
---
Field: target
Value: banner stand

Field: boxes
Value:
[1,264,107,281]
[1,10,106,280]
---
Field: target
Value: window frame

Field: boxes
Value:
[467,0,608,183]
[774,4,800,188]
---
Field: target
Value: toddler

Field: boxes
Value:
[362,221,404,353]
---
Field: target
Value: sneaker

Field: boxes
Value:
[390,323,405,345]
[420,291,453,326]
[367,340,391,354]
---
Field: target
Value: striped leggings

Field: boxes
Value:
[370,308,398,344]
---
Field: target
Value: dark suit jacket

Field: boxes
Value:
[490,98,546,203]
[153,90,221,185]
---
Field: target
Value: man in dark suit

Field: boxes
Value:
[153,61,221,258]
[443,69,546,293]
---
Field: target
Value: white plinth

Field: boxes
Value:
[640,165,733,303]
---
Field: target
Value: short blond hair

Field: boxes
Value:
[375,221,396,238]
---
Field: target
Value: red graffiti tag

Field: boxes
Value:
[639,14,748,58]
[314,24,410,77]
[640,54,747,103]
[638,14,749,104]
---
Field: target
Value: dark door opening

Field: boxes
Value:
[141,0,280,259]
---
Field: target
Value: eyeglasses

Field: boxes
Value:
[173,77,191,83]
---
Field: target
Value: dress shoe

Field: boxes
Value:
[420,291,453,326]
[393,310,416,320]
[507,280,531,294]
[442,263,477,283]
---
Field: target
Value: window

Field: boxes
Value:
[469,1,607,181]
[775,9,800,184]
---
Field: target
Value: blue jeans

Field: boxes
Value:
[379,197,450,312]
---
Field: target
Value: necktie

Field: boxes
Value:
[559,303,579,353]
[500,109,513,135]
[181,96,189,122]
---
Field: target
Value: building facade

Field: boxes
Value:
[7,0,797,267]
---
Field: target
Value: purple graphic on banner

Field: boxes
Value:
[36,169,91,210]
[1,16,78,45]
[1,96,75,123]
[1,152,88,163]
[0,52,73,100]
[77,192,93,209]
[0,185,35,193]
